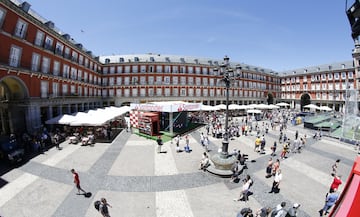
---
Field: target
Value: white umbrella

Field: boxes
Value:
[304,104,319,109]
[276,102,290,107]
[201,105,219,111]
[247,109,262,114]
[318,106,332,111]
[268,104,280,109]
[228,104,242,110]
[214,104,226,110]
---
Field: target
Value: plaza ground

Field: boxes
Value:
[0,119,358,217]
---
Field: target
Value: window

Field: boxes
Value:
[52,82,59,97]
[125,66,130,73]
[110,66,115,74]
[148,88,154,96]
[132,65,139,73]
[188,77,194,85]
[116,77,122,85]
[180,76,186,85]
[9,45,21,67]
[140,88,146,97]
[172,66,178,73]
[202,67,208,75]
[54,42,64,55]
[70,85,76,95]
[341,72,347,79]
[71,67,77,80]
[173,76,178,85]
[173,88,178,96]
[116,89,122,97]
[156,65,162,73]
[31,53,41,71]
[188,67,193,74]
[148,76,154,85]
[195,77,201,85]
[79,55,84,65]
[14,19,27,38]
[53,60,60,76]
[180,88,186,96]
[124,77,130,85]
[156,88,162,96]
[328,73,333,80]
[41,57,50,73]
[62,84,68,96]
[117,66,123,73]
[202,78,208,86]
[209,78,214,86]
[139,76,146,85]
[196,88,201,96]
[0,7,6,28]
[188,88,194,96]
[321,74,326,80]
[103,67,108,74]
[44,36,53,50]
[156,76,162,84]
[63,64,70,78]
[40,81,49,98]
[164,76,170,84]
[209,89,214,97]
[34,30,44,46]
[84,72,88,82]
[334,73,339,80]
[78,86,82,96]
[64,47,70,59]
[132,88,138,97]
[165,88,171,96]
[195,67,201,74]
[203,89,208,97]
[71,51,78,62]
[348,71,353,79]
[77,70,82,81]
[140,65,146,72]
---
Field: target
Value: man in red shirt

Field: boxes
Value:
[329,175,342,193]
[71,169,87,195]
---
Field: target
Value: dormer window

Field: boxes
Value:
[119,57,124,62]
[134,57,139,62]
[165,57,170,62]
[150,57,155,62]
[105,58,110,64]
[180,58,185,63]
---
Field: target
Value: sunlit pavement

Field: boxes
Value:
[0,120,357,217]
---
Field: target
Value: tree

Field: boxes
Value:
[300,93,311,111]
[267,93,274,105]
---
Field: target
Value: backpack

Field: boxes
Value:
[94,200,101,211]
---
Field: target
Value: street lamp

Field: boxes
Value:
[210,55,241,171]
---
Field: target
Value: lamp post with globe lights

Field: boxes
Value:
[210,55,242,173]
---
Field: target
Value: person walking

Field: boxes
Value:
[70,169,87,195]
[271,141,277,156]
[156,136,163,153]
[331,159,340,177]
[269,169,282,193]
[99,197,112,217]
[319,189,339,216]
[266,157,273,178]
[53,133,61,150]
[329,174,342,193]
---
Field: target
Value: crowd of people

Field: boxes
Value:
[197,108,345,217]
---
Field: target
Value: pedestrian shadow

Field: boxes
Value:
[79,192,92,198]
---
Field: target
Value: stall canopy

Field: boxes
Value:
[45,106,131,126]
[304,104,319,110]
[247,109,262,114]
[276,102,290,107]
[317,106,333,111]
[130,101,202,112]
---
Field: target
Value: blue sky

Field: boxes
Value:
[27,0,355,71]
